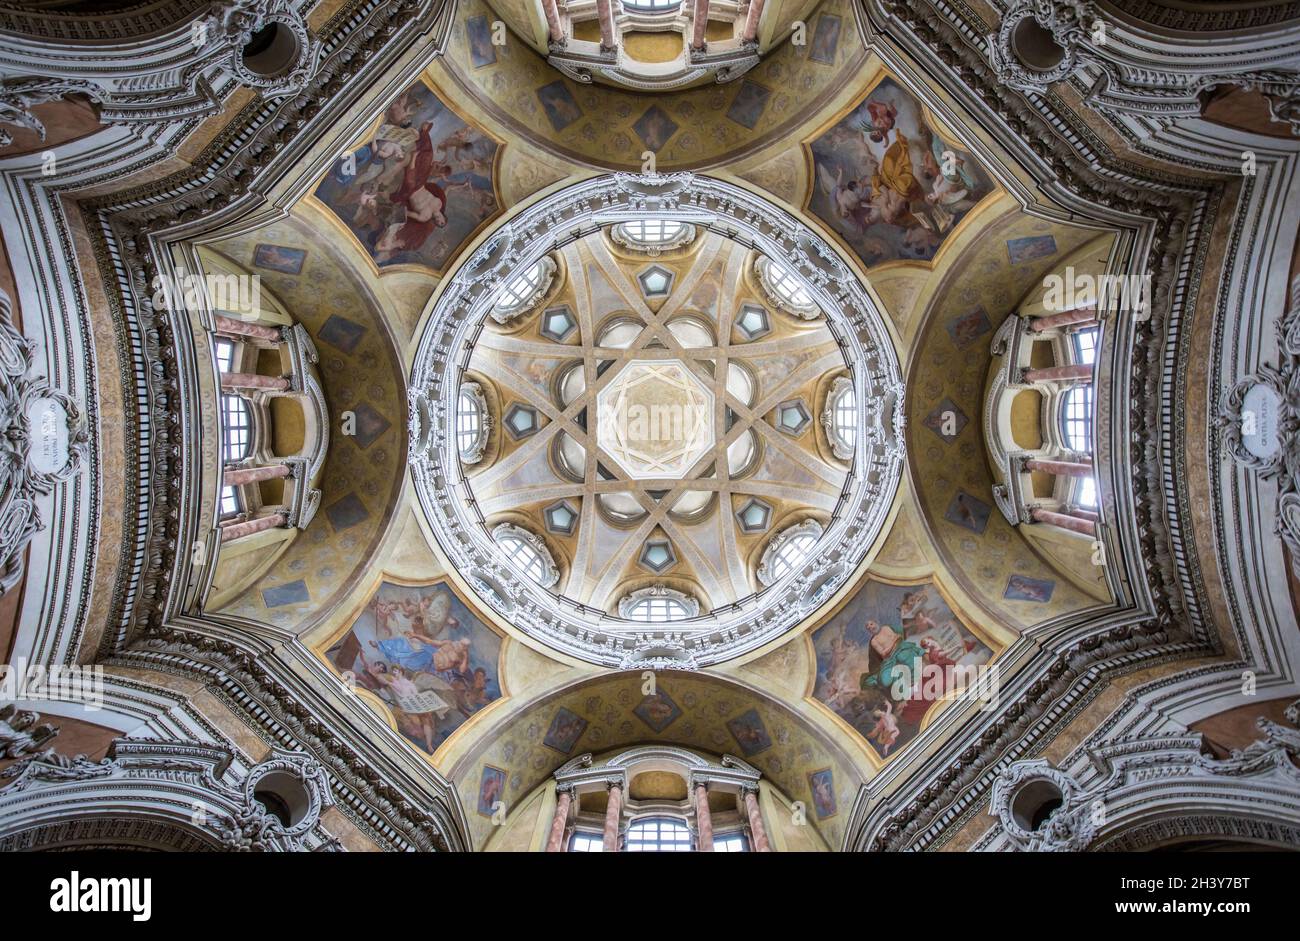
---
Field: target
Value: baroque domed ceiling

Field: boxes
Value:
[409,188,903,667]
[4,0,1300,865]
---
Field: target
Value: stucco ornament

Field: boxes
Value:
[1217,277,1300,576]
[0,77,103,147]
[0,289,88,595]
[987,0,1096,94]
[204,0,321,97]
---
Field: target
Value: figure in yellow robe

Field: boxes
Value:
[869,130,926,228]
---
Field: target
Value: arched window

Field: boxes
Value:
[625,594,691,622]
[619,586,699,621]
[1074,476,1098,510]
[456,391,481,453]
[757,519,824,586]
[625,817,692,852]
[822,376,857,459]
[222,394,252,463]
[492,523,560,587]
[456,383,490,464]
[1060,384,1093,454]
[622,0,681,9]
[755,257,819,319]
[769,531,816,578]
[491,256,557,322]
[610,219,695,254]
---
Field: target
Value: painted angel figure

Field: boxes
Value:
[816,163,881,233]
[866,699,900,755]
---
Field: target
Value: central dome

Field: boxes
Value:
[409,175,904,668]
[597,360,715,480]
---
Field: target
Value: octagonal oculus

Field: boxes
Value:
[596,359,714,480]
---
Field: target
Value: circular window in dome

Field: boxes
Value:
[409,175,903,668]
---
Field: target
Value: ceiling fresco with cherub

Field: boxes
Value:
[324,578,504,756]
[312,78,501,273]
[807,76,997,268]
[810,576,996,760]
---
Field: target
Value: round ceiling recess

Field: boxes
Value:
[409,174,904,669]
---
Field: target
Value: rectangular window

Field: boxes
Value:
[568,832,603,852]
[625,817,692,852]
[714,832,750,852]
[215,337,237,373]
[1071,327,1098,366]
[220,484,242,518]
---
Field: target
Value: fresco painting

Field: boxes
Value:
[537,80,583,131]
[809,77,995,267]
[727,708,773,757]
[944,490,992,535]
[314,80,499,271]
[633,690,683,733]
[1006,234,1058,265]
[1004,574,1056,603]
[808,15,842,65]
[327,579,503,755]
[808,768,837,818]
[812,579,994,759]
[543,706,588,754]
[252,243,306,274]
[477,765,507,816]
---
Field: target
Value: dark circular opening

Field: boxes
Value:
[252,771,311,827]
[254,788,294,827]
[1030,797,1064,830]
[1011,17,1066,72]
[241,22,300,78]
[1009,778,1066,832]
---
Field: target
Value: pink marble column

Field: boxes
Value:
[691,0,709,50]
[1070,507,1100,522]
[1023,458,1092,478]
[1030,507,1096,537]
[541,0,564,42]
[214,315,282,342]
[1028,307,1097,332]
[741,0,764,42]
[223,463,291,485]
[219,512,287,542]
[596,0,616,52]
[602,781,623,851]
[221,372,289,392]
[545,786,574,852]
[694,782,714,851]
[1022,364,1092,384]
[742,787,771,852]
